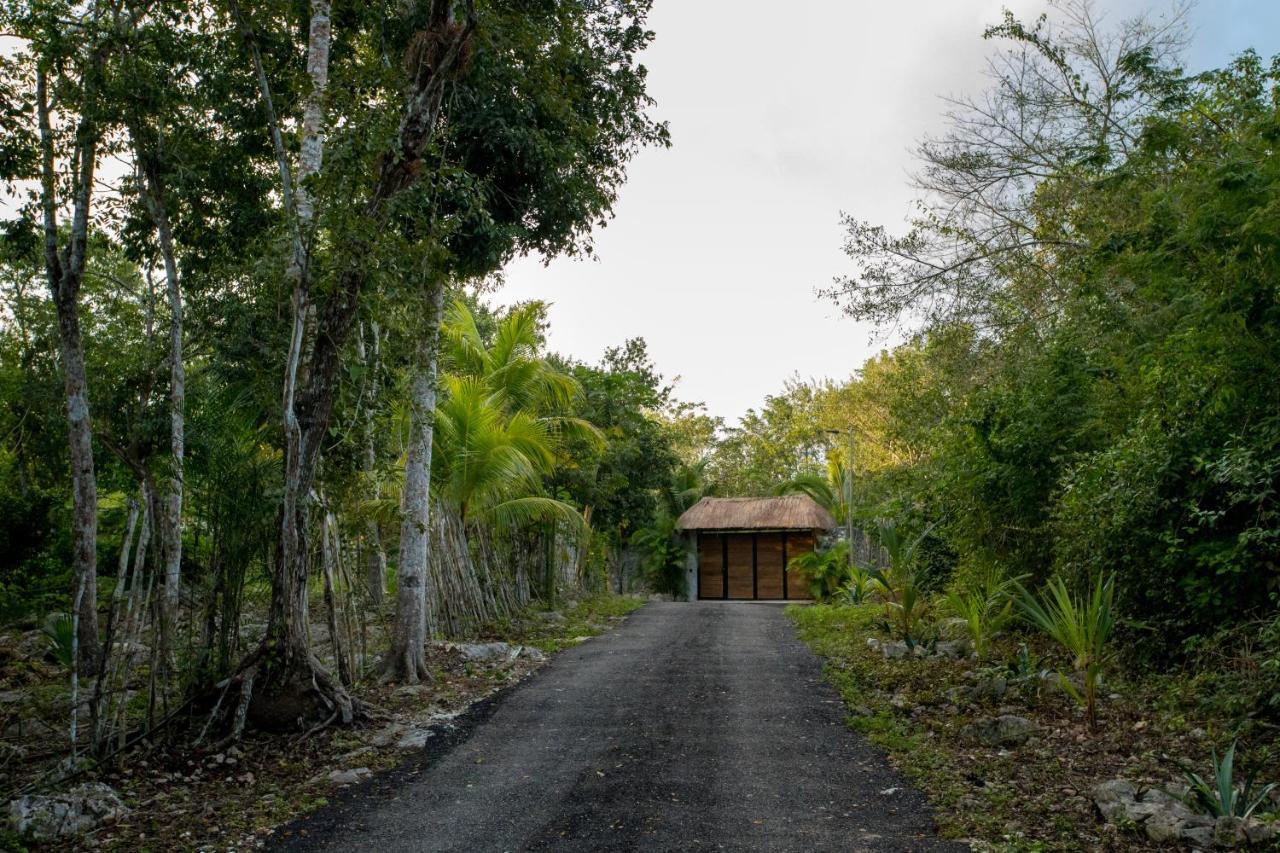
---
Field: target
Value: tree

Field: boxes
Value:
[823,0,1190,332]
[5,0,116,672]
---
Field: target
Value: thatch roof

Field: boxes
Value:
[675,496,835,532]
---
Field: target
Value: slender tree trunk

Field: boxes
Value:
[146,165,185,632]
[321,506,351,686]
[37,66,101,673]
[383,278,446,682]
[356,324,387,605]
[131,146,187,669]
[248,0,352,730]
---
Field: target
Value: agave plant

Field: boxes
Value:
[1177,741,1277,819]
[1014,574,1115,730]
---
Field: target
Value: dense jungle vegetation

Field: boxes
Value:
[703,1,1280,749]
[0,0,720,796]
[1,0,1279,847]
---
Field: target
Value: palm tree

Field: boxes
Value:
[432,301,603,530]
[774,468,848,523]
[431,375,582,528]
[633,460,711,598]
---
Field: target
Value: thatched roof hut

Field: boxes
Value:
[675,495,835,533]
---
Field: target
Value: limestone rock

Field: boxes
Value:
[1180,823,1214,847]
[443,641,523,664]
[967,674,1008,703]
[1243,819,1276,845]
[1144,810,1185,843]
[370,722,408,747]
[327,767,372,786]
[962,714,1038,748]
[6,783,127,840]
[1214,815,1247,847]
[1090,779,1137,822]
[932,640,968,659]
[395,728,434,750]
[880,641,910,660]
[1138,787,1197,820]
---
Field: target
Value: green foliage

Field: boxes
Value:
[40,611,74,668]
[433,301,599,529]
[552,339,684,547]
[632,461,709,599]
[1177,741,1277,819]
[787,541,852,603]
[725,17,1280,668]
[944,568,1021,660]
[862,521,936,643]
[842,563,874,605]
[1015,575,1116,729]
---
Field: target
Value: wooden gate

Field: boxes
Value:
[696,531,815,600]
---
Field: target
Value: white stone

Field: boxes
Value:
[327,767,372,786]
[396,728,434,750]
[6,783,127,840]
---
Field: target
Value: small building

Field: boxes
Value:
[675,496,836,601]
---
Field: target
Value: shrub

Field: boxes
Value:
[788,541,852,602]
[867,520,935,643]
[944,568,1022,660]
[1015,574,1116,730]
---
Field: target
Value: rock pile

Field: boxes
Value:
[866,637,970,660]
[1092,779,1277,847]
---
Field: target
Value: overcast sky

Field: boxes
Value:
[495,0,1280,424]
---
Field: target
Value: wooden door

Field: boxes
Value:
[725,534,754,599]
[697,533,724,599]
[755,533,785,599]
[785,531,816,600]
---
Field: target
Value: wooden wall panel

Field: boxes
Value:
[755,533,785,599]
[786,531,816,600]
[726,534,754,600]
[698,533,724,599]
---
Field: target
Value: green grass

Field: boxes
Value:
[500,593,646,653]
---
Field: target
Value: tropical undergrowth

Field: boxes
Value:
[790,604,1280,852]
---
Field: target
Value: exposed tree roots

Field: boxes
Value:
[379,647,432,686]
[197,642,366,746]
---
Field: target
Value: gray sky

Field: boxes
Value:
[497,0,1280,424]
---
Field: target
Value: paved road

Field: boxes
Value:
[276,602,963,852]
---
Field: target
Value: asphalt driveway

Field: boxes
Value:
[275,601,964,852]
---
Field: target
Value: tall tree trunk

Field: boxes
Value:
[356,324,387,605]
[383,278,446,683]
[249,0,352,730]
[134,150,185,663]
[37,65,102,673]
